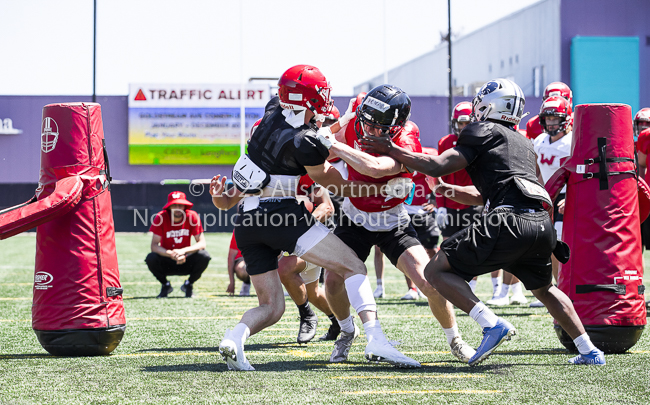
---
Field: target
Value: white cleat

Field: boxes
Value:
[373,285,385,299]
[330,323,360,363]
[416,287,426,299]
[219,329,254,371]
[400,289,419,300]
[239,283,251,296]
[510,293,528,305]
[487,295,510,306]
[450,336,476,363]
[364,339,421,368]
[529,299,545,308]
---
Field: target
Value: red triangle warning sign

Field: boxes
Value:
[134,89,147,101]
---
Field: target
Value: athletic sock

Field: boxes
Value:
[573,333,597,355]
[337,315,355,334]
[231,323,251,347]
[469,302,498,329]
[498,284,511,298]
[362,319,388,345]
[511,282,523,296]
[297,300,314,319]
[344,274,377,313]
[376,279,383,287]
[443,324,460,345]
[328,314,338,326]
[469,279,477,293]
[492,277,501,294]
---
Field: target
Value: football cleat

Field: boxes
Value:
[568,349,606,365]
[365,339,421,368]
[319,322,341,341]
[373,285,385,299]
[450,336,476,363]
[297,313,318,344]
[529,299,545,308]
[486,295,510,306]
[219,329,254,371]
[157,282,173,298]
[468,318,517,366]
[180,280,194,298]
[239,283,251,296]
[400,289,419,301]
[509,293,528,305]
[330,323,360,363]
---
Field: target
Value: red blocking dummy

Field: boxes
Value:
[0,103,126,356]
[546,104,646,353]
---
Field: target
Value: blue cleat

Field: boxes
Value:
[568,349,606,365]
[468,318,516,366]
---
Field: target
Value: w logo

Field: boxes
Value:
[172,193,181,199]
[540,154,555,165]
[174,237,183,244]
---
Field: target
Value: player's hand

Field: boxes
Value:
[425,175,439,191]
[360,135,395,155]
[432,177,451,197]
[435,207,448,229]
[210,175,227,197]
[422,202,436,213]
[226,282,235,296]
[316,127,337,150]
[175,255,186,265]
[558,199,565,215]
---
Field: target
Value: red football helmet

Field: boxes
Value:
[539,96,572,136]
[543,82,573,106]
[322,105,340,127]
[451,101,472,135]
[278,65,332,115]
[634,108,650,138]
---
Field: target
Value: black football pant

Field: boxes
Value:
[145,250,211,285]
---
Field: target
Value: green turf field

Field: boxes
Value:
[0,233,648,404]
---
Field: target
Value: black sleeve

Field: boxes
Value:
[455,122,493,165]
[294,131,329,167]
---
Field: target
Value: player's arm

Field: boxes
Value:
[361,135,468,177]
[330,141,403,178]
[210,175,245,210]
[310,185,334,224]
[639,151,647,180]
[178,232,206,257]
[434,178,483,206]
[305,161,382,198]
[226,248,237,295]
[150,234,172,257]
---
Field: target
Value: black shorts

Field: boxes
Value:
[234,199,314,276]
[234,257,245,268]
[441,206,483,238]
[440,207,555,291]
[334,214,421,266]
[409,213,440,249]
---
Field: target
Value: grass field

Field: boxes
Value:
[0,232,649,404]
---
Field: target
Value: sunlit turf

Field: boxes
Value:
[0,233,648,404]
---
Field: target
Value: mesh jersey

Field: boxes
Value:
[533,132,573,191]
[455,121,544,209]
[526,115,544,140]
[436,134,474,210]
[247,97,329,176]
[344,118,422,212]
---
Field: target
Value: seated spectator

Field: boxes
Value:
[145,191,211,298]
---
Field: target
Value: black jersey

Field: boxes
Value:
[247,97,329,176]
[455,120,543,209]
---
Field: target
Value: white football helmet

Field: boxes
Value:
[472,79,525,126]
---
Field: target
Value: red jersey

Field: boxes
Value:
[149,209,203,250]
[344,118,422,212]
[410,148,437,206]
[436,134,474,210]
[229,231,243,260]
[526,115,544,140]
[637,128,650,184]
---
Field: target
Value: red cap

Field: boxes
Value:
[163,191,194,210]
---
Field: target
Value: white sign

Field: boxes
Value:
[128,83,270,108]
[0,118,23,135]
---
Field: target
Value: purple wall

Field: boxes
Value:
[560,0,650,109]
[0,95,543,184]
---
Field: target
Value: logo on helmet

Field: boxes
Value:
[364,97,390,113]
[481,81,500,95]
[41,117,59,153]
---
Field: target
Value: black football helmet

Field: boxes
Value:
[354,84,411,139]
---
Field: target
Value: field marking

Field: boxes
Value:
[342,389,502,395]
[630,351,650,354]
[128,316,241,321]
[0,319,30,322]
[0,297,31,301]
[332,375,485,380]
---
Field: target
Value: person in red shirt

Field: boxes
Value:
[227,230,251,296]
[146,191,210,298]
[526,82,573,140]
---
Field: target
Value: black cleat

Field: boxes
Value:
[180,280,194,298]
[318,322,341,341]
[297,313,318,344]
[157,282,173,298]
